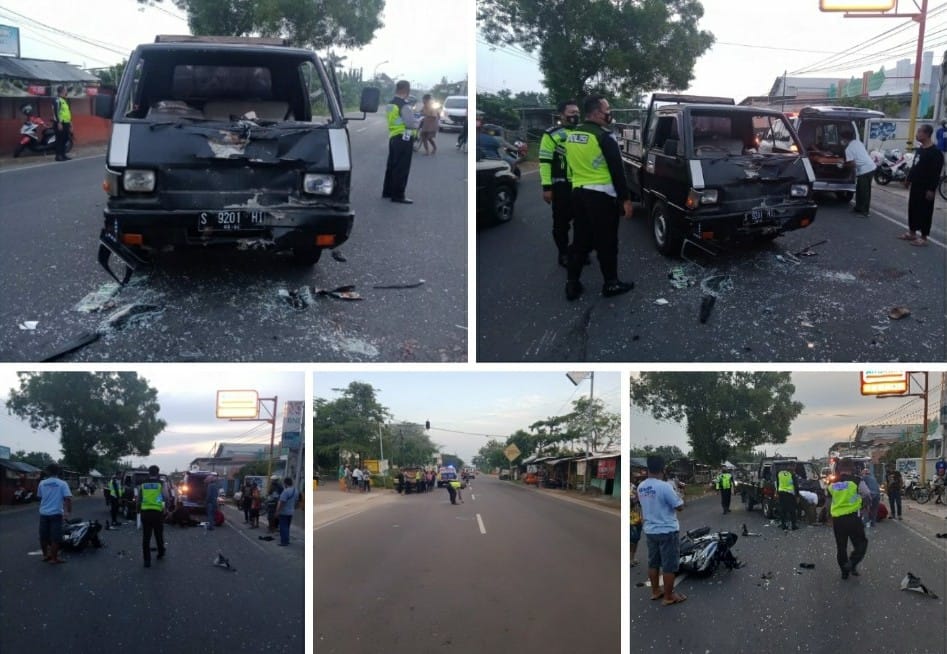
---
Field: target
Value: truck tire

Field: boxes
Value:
[651,201,682,256]
[836,191,854,202]
[763,498,775,519]
[292,245,323,265]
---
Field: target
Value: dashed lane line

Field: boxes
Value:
[476,513,487,535]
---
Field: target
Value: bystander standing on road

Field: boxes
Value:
[276,477,298,546]
[562,95,634,301]
[637,456,686,606]
[885,466,903,520]
[241,479,252,524]
[841,126,876,216]
[249,482,261,529]
[716,468,734,515]
[418,94,439,156]
[826,459,871,580]
[362,468,372,492]
[205,475,220,531]
[861,467,881,528]
[344,465,353,492]
[539,99,580,267]
[138,465,168,568]
[37,463,71,565]
[108,474,122,526]
[382,80,420,204]
[266,476,283,533]
[900,124,944,247]
[630,481,642,567]
[353,466,364,492]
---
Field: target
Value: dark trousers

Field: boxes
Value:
[109,496,119,524]
[141,510,165,563]
[55,122,71,159]
[568,188,619,282]
[447,485,457,504]
[778,491,797,528]
[832,512,868,571]
[382,135,413,200]
[551,181,574,255]
[908,187,935,237]
[888,490,902,517]
[854,170,873,212]
[278,514,293,545]
[720,489,731,513]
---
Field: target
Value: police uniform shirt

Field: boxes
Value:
[539,124,571,189]
[564,122,630,200]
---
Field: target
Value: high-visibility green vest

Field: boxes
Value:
[539,125,571,187]
[449,480,461,490]
[564,122,612,188]
[110,479,121,497]
[55,96,71,123]
[719,473,732,490]
[140,481,164,511]
[828,480,861,517]
[777,470,795,493]
[386,97,411,139]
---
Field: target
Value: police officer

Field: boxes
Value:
[382,80,421,204]
[562,96,634,301]
[138,465,167,568]
[826,459,870,580]
[108,474,122,525]
[539,100,580,267]
[52,85,72,162]
[716,469,734,514]
[777,467,799,530]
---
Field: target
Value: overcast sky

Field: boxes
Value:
[631,371,947,461]
[314,371,621,464]
[477,0,945,102]
[0,0,469,88]
[0,369,304,472]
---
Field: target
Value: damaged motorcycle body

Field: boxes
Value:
[94,36,380,284]
[678,526,741,576]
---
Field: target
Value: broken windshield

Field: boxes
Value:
[691,111,802,158]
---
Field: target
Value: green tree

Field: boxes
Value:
[628,444,686,462]
[6,372,166,474]
[476,439,509,471]
[10,450,57,469]
[313,382,390,471]
[139,0,384,50]
[565,396,620,451]
[477,91,522,129]
[392,422,438,467]
[630,372,803,465]
[478,0,714,101]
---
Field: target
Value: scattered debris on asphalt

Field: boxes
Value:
[654,298,670,306]
[17,321,38,330]
[700,274,734,297]
[331,249,347,262]
[775,252,801,265]
[888,306,911,320]
[793,239,828,257]
[741,524,762,537]
[901,572,938,598]
[213,551,236,572]
[760,571,773,580]
[279,285,363,309]
[373,280,426,289]
[40,330,101,362]
[799,563,815,569]
[103,303,164,330]
[75,283,121,313]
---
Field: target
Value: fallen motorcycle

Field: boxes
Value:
[62,518,104,552]
[678,526,741,576]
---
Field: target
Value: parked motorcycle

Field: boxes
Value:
[61,518,104,552]
[13,104,73,158]
[872,148,912,185]
[12,487,34,503]
[678,526,741,576]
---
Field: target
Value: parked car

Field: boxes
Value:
[177,470,224,525]
[439,95,467,131]
[476,157,518,227]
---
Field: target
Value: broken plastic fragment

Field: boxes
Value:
[654,298,670,306]
[331,250,348,262]
[18,321,38,330]
[888,306,911,320]
[901,572,939,598]
[373,280,425,289]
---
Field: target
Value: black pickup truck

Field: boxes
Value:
[735,457,825,521]
[617,94,818,257]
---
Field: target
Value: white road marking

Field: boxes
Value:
[471,494,476,501]
[476,513,486,534]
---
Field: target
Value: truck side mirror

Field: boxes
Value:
[93,93,115,119]
[360,87,380,114]
[663,138,679,157]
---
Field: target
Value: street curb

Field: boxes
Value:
[501,479,620,515]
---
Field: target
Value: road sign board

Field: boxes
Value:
[860,371,908,395]
[819,0,895,11]
[504,444,521,462]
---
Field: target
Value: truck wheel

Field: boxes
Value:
[651,201,682,256]
[292,245,323,265]
[836,191,854,202]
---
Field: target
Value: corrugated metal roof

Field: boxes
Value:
[0,459,42,473]
[0,56,98,83]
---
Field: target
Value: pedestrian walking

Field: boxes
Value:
[205,475,220,530]
[826,459,871,580]
[52,85,72,162]
[562,95,634,301]
[249,482,261,528]
[860,467,881,528]
[37,464,72,565]
[138,465,168,568]
[630,482,643,567]
[840,126,876,216]
[885,466,903,520]
[637,456,686,606]
[539,99,580,267]
[241,479,252,524]
[381,80,420,204]
[900,124,944,246]
[418,94,439,155]
[777,468,799,531]
[108,474,122,525]
[275,477,298,546]
[716,469,734,514]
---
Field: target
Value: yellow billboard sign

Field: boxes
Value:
[820,0,896,11]
[860,371,908,396]
[216,390,260,418]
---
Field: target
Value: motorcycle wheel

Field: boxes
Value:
[874,168,891,186]
[13,143,25,158]
[915,488,930,504]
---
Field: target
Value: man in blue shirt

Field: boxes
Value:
[637,456,686,606]
[275,477,298,546]
[936,121,947,153]
[37,464,72,564]
[205,476,220,531]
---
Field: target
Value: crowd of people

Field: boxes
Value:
[338,464,374,493]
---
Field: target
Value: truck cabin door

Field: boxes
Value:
[647,116,685,204]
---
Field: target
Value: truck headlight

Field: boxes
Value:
[686,188,718,209]
[123,169,155,192]
[303,174,334,195]
[790,184,809,198]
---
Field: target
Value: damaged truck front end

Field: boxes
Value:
[96,36,378,284]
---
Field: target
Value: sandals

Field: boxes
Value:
[650,592,663,601]
[910,238,929,247]
[897,232,915,241]
[662,592,687,606]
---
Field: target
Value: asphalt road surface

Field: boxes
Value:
[630,493,947,652]
[0,115,467,362]
[477,170,947,362]
[0,497,304,653]
[314,475,620,653]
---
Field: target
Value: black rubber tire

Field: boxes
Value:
[492,184,515,223]
[836,191,854,201]
[651,201,682,256]
[64,138,74,154]
[874,168,891,185]
[915,488,930,504]
[13,143,24,158]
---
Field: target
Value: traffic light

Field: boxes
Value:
[425,420,430,430]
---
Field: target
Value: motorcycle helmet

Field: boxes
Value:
[21,104,33,116]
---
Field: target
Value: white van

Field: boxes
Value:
[440,95,467,131]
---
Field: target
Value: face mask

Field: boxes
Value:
[565,115,579,126]
[602,112,613,124]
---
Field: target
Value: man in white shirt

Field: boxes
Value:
[841,126,877,216]
[352,466,363,492]
[38,464,72,564]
